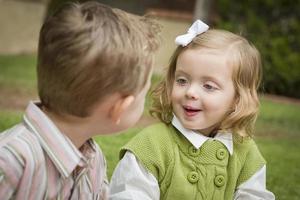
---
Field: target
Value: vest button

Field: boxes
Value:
[216,148,227,160]
[188,146,200,157]
[214,175,225,187]
[187,171,199,183]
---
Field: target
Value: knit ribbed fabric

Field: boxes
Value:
[120,123,266,200]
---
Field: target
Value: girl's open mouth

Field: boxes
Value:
[183,106,201,117]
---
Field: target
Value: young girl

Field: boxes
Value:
[109,20,275,200]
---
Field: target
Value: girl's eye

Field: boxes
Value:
[176,78,188,85]
[203,83,217,91]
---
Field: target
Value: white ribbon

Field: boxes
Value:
[175,20,209,47]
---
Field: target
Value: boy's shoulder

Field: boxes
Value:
[0,123,43,167]
[0,123,26,147]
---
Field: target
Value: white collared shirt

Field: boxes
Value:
[109,116,275,200]
[172,115,234,155]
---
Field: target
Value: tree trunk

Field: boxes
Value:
[193,0,212,23]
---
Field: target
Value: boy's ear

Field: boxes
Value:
[110,95,135,124]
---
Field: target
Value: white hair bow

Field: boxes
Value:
[175,20,209,47]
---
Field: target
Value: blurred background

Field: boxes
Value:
[0,0,299,199]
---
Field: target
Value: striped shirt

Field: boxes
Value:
[0,102,109,200]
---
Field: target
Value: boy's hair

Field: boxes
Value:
[151,29,262,136]
[37,1,160,117]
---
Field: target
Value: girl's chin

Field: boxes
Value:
[181,122,214,134]
[182,123,204,131]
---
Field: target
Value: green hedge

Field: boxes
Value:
[215,0,300,98]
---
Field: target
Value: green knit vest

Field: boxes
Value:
[120,123,266,200]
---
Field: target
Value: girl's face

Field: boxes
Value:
[171,48,236,136]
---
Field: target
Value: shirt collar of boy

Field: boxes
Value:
[172,115,233,155]
[23,101,96,178]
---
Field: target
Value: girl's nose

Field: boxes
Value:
[185,84,199,100]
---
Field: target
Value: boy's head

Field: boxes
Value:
[152,29,261,135]
[37,1,160,117]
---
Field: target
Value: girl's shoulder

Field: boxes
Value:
[120,123,176,179]
[232,133,257,147]
[120,122,174,157]
[135,122,173,140]
[232,134,265,165]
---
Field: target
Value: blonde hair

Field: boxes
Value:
[151,29,262,136]
[37,1,160,117]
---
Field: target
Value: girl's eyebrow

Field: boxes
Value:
[174,69,190,77]
[175,69,223,86]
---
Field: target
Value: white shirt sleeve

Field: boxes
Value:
[109,152,275,200]
[109,151,160,200]
[234,165,275,200]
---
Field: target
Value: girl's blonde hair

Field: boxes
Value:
[151,29,262,136]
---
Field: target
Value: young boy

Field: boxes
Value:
[0,1,160,199]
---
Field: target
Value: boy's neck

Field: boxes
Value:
[41,107,97,148]
[40,93,125,148]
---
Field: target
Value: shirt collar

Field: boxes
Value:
[171,115,233,155]
[23,101,96,178]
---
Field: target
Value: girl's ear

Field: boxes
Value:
[110,95,135,124]
[231,92,239,109]
[226,94,238,115]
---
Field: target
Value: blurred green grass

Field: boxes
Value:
[257,98,300,137]
[0,54,300,199]
[0,54,37,89]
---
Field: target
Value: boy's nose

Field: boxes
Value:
[185,84,199,100]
